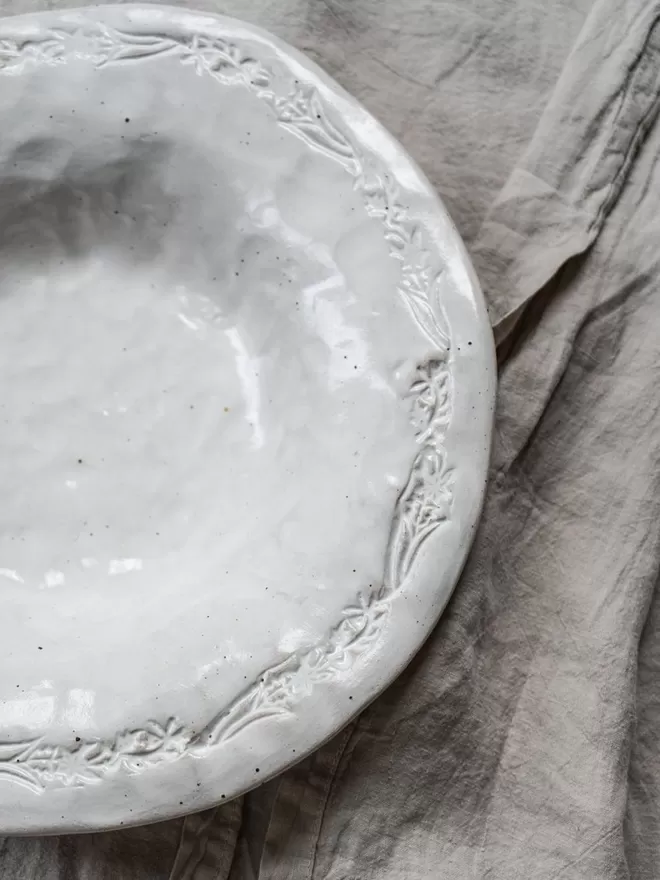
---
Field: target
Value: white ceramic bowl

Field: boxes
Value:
[0,4,495,832]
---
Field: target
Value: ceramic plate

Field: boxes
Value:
[0,5,495,832]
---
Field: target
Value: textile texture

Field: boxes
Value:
[7,0,660,878]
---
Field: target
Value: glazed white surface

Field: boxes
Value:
[0,5,495,832]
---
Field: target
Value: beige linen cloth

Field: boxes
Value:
[4,0,660,877]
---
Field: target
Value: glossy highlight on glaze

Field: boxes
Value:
[0,6,495,833]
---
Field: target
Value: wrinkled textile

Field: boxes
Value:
[8,0,660,877]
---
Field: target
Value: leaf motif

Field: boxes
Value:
[240,59,269,87]
[398,288,450,351]
[0,761,45,792]
[0,739,42,761]
[0,22,454,789]
[100,42,175,65]
[251,70,270,88]
[385,231,407,251]
[279,116,354,164]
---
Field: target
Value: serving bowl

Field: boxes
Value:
[0,4,495,832]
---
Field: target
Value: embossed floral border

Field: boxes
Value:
[0,22,454,792]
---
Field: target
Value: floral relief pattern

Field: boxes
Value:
[0,22,454,791]
[0,718,191,793]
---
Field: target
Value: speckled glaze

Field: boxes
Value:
[0,5,495,833]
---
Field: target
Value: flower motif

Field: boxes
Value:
[144,718,190,754]
[47,742,112,785]
[0,22,453,792]
[411,392,434,434]
[418,450,451,495]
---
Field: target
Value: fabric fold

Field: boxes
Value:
[247,2,660,878]
[473,0,660,333]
